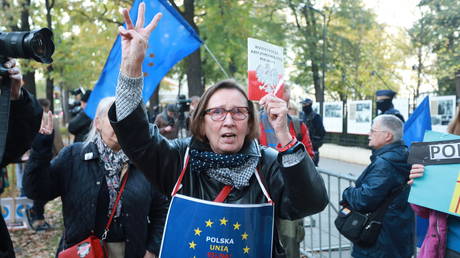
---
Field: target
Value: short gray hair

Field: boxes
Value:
[84,97,115,144]
[373,114,403,143]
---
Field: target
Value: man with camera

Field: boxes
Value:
[0,59,43,258]
[68,90,92,142]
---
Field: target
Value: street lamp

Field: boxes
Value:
[370,70,390,88]
[307,6,327,112]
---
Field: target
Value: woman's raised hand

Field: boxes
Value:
[259,94,292,146]
[39,111,54,135]
[408,164,424,185]
[119,2,162,77]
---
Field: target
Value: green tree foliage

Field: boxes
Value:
[413,0,460,95]
[286,0,406,102]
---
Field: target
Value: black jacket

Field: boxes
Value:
[1,88,42,258]
[301,111,325,150]
[109,104,329,257]
[68,110,92,142]
[1,88,42,168]
[23,134,168,257]
[342,141,414,258]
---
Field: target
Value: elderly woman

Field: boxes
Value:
[23,97,168,258]
[108,4,328,257]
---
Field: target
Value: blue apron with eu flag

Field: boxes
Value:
[159,148,275,258]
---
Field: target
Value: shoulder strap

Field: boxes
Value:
[290,117,302,142]
[101,165,129,240]
[171,147,190,196]
[369,183,409,221]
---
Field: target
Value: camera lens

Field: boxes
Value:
[0,28,54,64]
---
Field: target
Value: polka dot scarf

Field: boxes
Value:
[189,149,258,189]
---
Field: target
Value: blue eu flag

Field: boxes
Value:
[85,0,202,118]
[403,96,431,247]
[403,96,431,147]
[160,195,274,257]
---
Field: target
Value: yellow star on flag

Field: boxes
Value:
[189,241,197,249]
[205,219,214,227]
[194,228,202,236]
[241,232,248,240]
[243,246,250,254]
[220,217,228,225]
[233,222,241,230]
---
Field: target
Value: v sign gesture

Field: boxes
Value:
[119,2,162,77]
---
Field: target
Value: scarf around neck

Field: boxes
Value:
[94,133,129,218]
[189,148,259,189]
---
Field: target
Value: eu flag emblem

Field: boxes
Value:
[159,194,274,257]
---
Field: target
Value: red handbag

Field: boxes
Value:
[58,171,129,258]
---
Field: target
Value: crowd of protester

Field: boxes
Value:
[1,3,460,258]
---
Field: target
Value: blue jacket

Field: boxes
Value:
[342,141,414,258]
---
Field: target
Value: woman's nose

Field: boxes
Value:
[222,112,236,125]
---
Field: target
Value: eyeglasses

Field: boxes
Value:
[204,107,249,121]
[370,128,387,134]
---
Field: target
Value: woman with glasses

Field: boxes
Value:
[108,4,328,257]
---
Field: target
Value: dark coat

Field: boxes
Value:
[1,88,42,168]
[301,111,325,150]
[383,108,405,122]
[342,141,414,258]
[109,104,329,258]
[68,110,92,142]
[23,134,168,257]
[1,88,42,258]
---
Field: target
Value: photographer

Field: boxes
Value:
[0,59,42,258]
[68,90,92,142]
[0,59,43,168]
[154,104,178,139]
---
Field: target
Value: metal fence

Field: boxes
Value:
[300,168,418,258]
[300,167,356,258]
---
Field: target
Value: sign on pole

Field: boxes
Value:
[247,38,284,101]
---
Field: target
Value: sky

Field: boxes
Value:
[364,0,421,30]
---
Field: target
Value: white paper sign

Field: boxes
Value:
[247,38,284,100]
[324,101,343,133]
[347,100,372,135]
[430,95,456,133]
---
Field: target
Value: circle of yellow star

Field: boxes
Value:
[189,241,197,249]
[205,219,214,227]
[243,246,250,254]
[194,227,202,236]
[241,232,249,240]
[220,217,228,226]
[233,222,241,230]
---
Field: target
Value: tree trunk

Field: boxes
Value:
[61,88,70,124]
[20,0,37,96]
[311,60,322,102]
[45,0,55,111]
[182,0,203,97]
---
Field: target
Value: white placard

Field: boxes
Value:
[323,101,343,133]
[392,98,409,121]
[247,38,284,100]
[347,100,372,135]
[430,95,456,133]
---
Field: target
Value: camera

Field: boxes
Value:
[176,94,191,113]
[0,28,54,76]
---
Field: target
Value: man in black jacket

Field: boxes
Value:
[0,59,42,258]
[300,98,326,166]
[68,90,92,142]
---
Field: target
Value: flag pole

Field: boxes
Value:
[203,43,230,79]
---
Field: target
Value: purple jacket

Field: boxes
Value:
[411,204,448,258]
